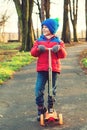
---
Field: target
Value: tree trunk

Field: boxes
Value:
[21,0,28,50]
[41,0,45,22]
[44,0,50,18]
[72,21,78,41]
[13,0,22,42]
[36,0,50,22]
[26,0,34,51]
[13,0,34,51]
[62,0,71,43]
[69,0,78,42]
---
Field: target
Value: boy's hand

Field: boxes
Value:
[52,45,60,53]
[38,45,46,52]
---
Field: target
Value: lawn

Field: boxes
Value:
[0,42,35,84]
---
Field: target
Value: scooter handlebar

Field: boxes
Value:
[46,48,52,51]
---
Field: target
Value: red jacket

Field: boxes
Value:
[30,35,67,73]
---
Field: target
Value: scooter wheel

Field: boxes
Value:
[40,114,45,126]
[58,113,63,125]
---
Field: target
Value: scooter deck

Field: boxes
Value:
[40,109,63,126]
[44,109,58,122]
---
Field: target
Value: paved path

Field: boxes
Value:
[0,43,87,130]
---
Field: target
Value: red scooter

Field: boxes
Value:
[40,48,63,126]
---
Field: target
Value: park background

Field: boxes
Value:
[0,0,86,42]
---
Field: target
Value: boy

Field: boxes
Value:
[30,18,67,121]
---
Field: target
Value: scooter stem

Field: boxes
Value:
[48,48,53,96]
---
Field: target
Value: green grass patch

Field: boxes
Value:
[0,42,21,50]
[0,51,35,85]
[81,58,87,68]
[0,67,14,83]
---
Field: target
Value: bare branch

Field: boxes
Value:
[0,10,10,26]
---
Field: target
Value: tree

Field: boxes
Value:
[13,0,34,51]
[34,0,41,21]
[41,0,45,21]
[33,0,50,37]
[0,10,10,32]
[34,0,50,22]
[69,0,78,42]
[62,0,71,43]
[0,10,10,41]
[44,0,50,18]
[85,0,87,41]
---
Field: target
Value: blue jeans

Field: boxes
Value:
[35,71,58,107]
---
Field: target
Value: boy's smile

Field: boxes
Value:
[42,25,54,39]
[42,25,52,36]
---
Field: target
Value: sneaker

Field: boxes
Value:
[37,106,47,121]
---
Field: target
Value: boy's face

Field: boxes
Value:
[42,25,52,36]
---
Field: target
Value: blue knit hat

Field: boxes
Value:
[41,18,59,34]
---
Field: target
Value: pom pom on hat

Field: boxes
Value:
[41,18,59,34]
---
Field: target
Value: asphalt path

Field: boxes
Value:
[0,43,87,130]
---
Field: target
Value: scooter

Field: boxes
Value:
[40,48,63,126]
